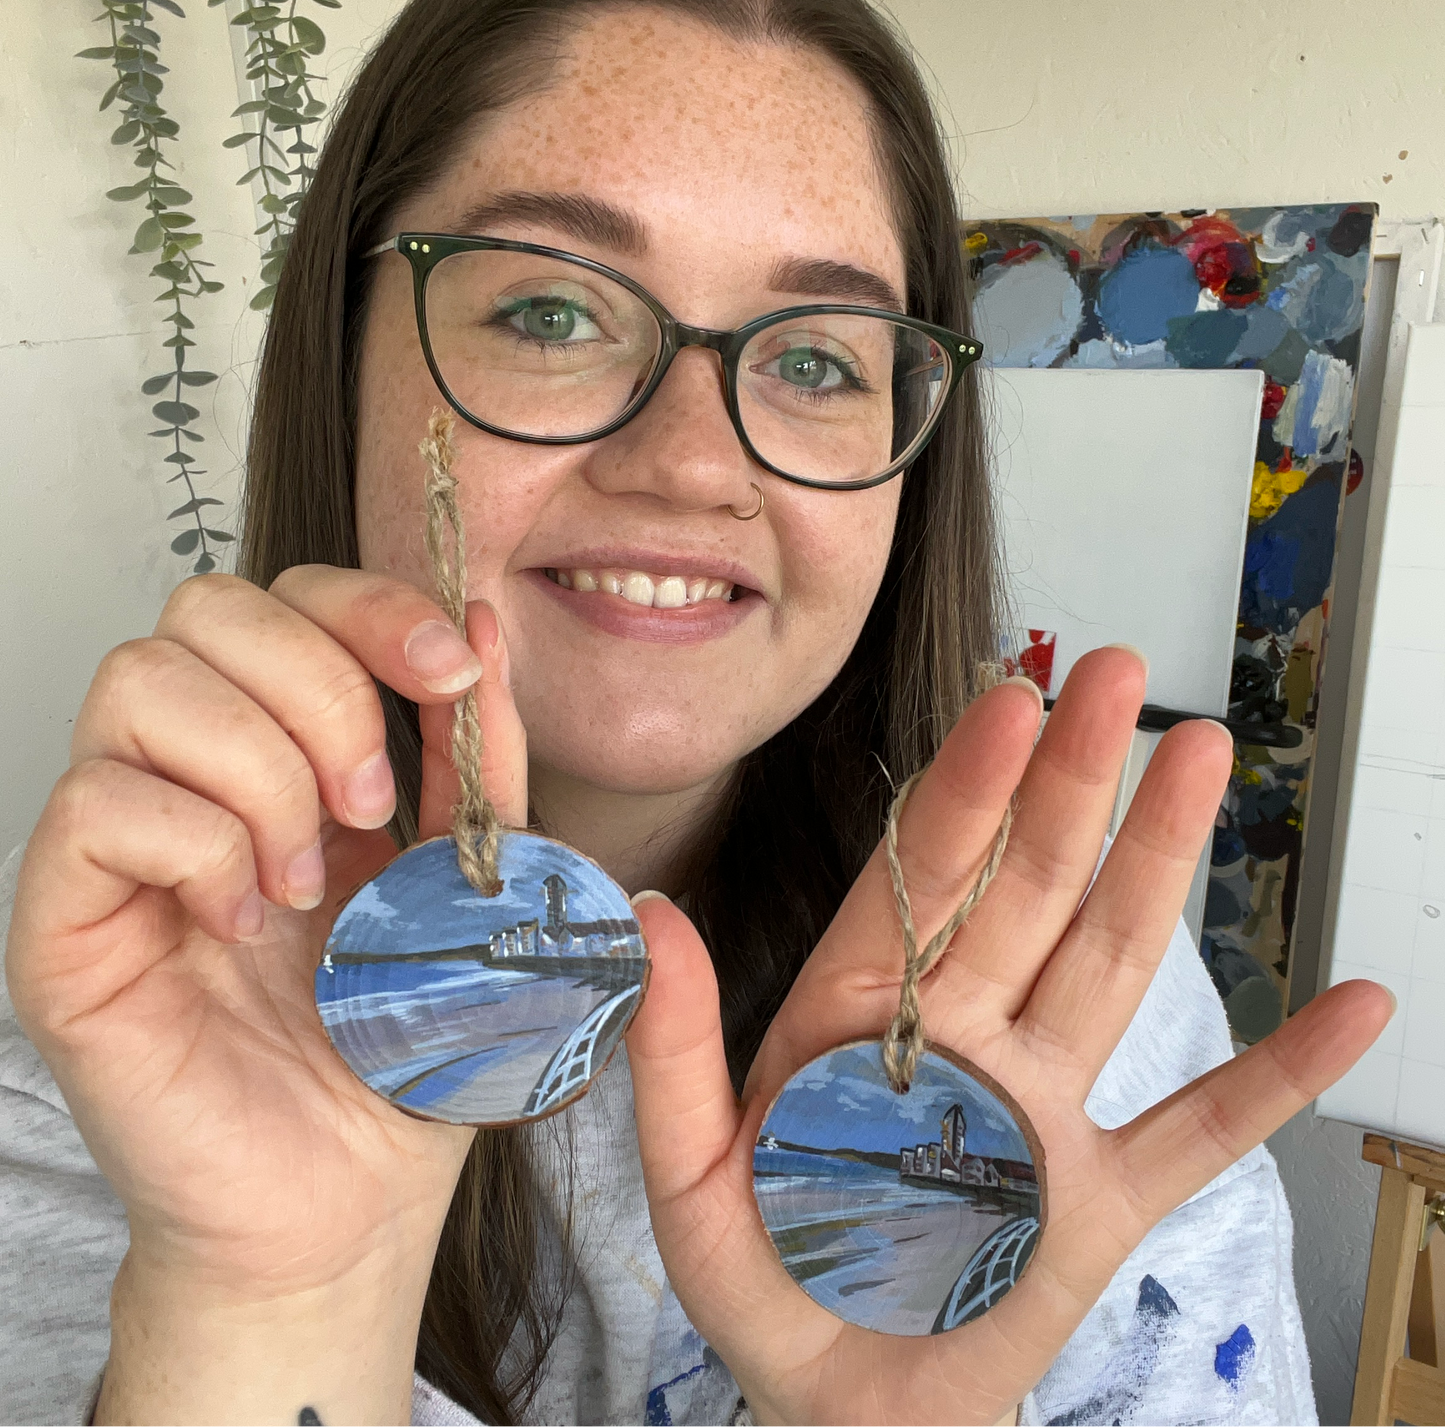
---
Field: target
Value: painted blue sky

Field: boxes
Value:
[328,834,636,955]
[761,1044,1032,1163]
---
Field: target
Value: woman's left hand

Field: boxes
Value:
[625,645,1390,1426]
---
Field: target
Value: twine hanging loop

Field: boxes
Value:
[880,767,1014,1094]
[420,409,503,897]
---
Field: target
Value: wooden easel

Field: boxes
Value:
[1351,1135,1445,1425]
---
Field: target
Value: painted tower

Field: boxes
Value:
[941,1103,967,1177]
[543,874,568,934]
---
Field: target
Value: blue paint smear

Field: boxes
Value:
[1238,476,1341,631]
[644,1363,705,1426]
[1096,246,1200,346]
[1165,309,1248,368]
[1215,1322,1257,1386]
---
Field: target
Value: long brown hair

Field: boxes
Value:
[240,0,1000,1418]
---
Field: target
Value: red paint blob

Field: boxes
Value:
[1261,380,1288,420]
[1347,449,1364,495]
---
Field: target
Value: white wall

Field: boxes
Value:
[0,0,398,861]
[2,4,1442,1422]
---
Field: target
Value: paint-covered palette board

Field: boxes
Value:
[754,1042,1044,1336]
[316,832,648,1125]
[966,205,1376,1040]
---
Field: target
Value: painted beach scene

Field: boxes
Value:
[316,832,647,1125]
[754,1042,1043,1336]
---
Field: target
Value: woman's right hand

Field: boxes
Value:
[5,567,525,1424]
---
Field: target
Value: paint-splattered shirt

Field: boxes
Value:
[0,848,1315,1425]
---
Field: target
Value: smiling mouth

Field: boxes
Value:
[543,566,740,609]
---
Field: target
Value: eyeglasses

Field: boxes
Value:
[366,233,983,491]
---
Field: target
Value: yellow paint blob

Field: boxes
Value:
[964,230,989,252]
[1250,459,1309,522]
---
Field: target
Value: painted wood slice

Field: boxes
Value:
[753,1040,1046,1336]
[316,832,648,1126]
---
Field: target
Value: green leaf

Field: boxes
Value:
[150,0,186,15]
[130,216,163,252]
[76,45,118,59]
[232,99,268,115]
[111,120,140,144]
[193,552,218,574]
[106,181,149,201]
[169,497,223,517]
[179,370,218,386]
[290,15,325,52]
[199,279,225,293]
[311,0,341,8]
[249,284,277,311]
[152,116,179,138]
[141,373,173,395]
[203,529,236,543]
[154,185,192,204]
[170,231,203,250]
[163,311,195,328]
[121,23,162,44]
[163,333,195,348]
[98,78,122,111]
[153,400,199,423]
[164,451,195,466]
[236,166,263,184]
[150,261,186,280]
[258,193,288,214]
[223,133,254,149]
[170,529,201,555]
[181,427,205,442]
[157,212,195,229]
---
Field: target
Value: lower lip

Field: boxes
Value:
[525,569,760,645]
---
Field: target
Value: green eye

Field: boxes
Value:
[778,347,829,389]
[520,299,577,341]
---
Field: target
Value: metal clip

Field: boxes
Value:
[1420,1193,1445,1253]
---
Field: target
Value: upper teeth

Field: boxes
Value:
[547,568,734,608]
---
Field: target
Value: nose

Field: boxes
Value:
[581,346,761,514]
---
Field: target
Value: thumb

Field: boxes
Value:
[626,891,742,1208]
[417,600,526,838]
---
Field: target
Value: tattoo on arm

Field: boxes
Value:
[298,1409,322,1425]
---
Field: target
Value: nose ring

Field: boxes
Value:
[728,483,765,521]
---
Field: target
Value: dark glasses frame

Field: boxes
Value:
[366,232,985,491]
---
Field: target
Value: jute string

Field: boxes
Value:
[420,409,503,897]
[880,682,1015,1093]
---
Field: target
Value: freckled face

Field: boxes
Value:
[355,8,905,798]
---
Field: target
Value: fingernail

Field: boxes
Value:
[406,620,483,695]
[1001,673,1045,704]
[1383,986,1399,1018]
[283,840,326,911]
[235,888,265,939]
[474,601,511,689]
[631,889,672,907]
[1104,642,1150,677]
[344,751,396,829]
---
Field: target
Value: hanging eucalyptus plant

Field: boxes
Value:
[78,0,339,574]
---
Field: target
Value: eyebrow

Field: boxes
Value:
[450,191,648,256]
[767,256,904,313]
[446,192,903,312]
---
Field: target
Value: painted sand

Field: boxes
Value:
[754,1042,1043,1336]
[966,205,1376,1039]
[316,832,647,1125]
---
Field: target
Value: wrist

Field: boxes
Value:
[97,1234,438,1425]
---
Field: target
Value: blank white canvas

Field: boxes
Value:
[990,368,1265,716]
[1319,321,1445,1150]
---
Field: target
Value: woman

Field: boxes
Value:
[2,0,1387,1422]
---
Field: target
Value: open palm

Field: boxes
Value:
[626,647,1389,1425]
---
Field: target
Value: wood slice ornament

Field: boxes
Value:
[753,772,1047,1335]
[314,413,648,1126]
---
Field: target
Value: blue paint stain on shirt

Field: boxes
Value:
[1215,1323,1257,1387]
[643,1362,706,1426]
